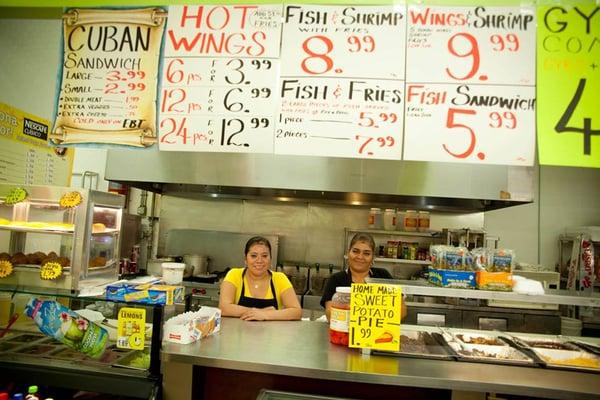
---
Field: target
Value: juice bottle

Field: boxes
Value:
[25,386,39,400]
[329,287,351,346]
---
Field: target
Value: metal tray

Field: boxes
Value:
[374,327,454,360]
[509,335,581,351]
[531,348,600,373]
[112,348,150,371]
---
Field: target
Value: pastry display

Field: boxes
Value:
[92,223,106,233]
[0,252,10,261]
[89,256,107,268]
[11,252,28,265]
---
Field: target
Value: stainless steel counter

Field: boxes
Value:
[161,318,600,400]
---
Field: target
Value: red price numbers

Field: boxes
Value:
[160,117,212,146]
[161,89,187,113]
[104,82,145,94]
[300,35,376,75]
[445,33,520,81]
[358,111,399,128]
[489,111,517,129]
[106,70,146,81]
[355,135,395,156]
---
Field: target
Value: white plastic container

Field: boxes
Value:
[162,262,185,285]
[368,208,383,229]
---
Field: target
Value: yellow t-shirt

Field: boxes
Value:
[223,268,293,309]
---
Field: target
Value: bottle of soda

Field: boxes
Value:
[25,298,108,359]
[24,386,39,400]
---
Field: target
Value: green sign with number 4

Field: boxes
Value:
[537,4,600,167]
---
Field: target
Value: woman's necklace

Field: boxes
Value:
[248,276,266,289]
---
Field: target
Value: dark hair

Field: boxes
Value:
[349,233,376,253]
[244,236,272,256]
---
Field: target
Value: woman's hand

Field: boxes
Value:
[240,307,275,321]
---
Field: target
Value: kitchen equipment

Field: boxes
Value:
[146,257,174,277]
[183,254,210,277]
[162,263,185,285]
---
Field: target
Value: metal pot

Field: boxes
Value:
[183,254,210,277]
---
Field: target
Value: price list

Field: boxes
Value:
[1,103,73,186]
[51,8,167,147]
[403,6,536,165]
[276,5,406,159]
[537,5,600,168]
[159,5,283,153]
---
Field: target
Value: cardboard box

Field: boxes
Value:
[476,271,513,291]
[428,268,475,289]
[106,283,184,305]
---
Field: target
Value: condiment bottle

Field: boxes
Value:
[418,211,430,232]
[329,287,351,346]
[383,209,396,231]
[403,210,418,232]
[368,208,383,229]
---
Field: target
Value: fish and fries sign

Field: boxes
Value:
[349,283,402,351]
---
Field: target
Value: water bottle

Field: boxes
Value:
[25,298,108,359]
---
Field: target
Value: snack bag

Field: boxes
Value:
[491,249,515,272]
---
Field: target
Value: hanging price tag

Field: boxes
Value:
[349,283,401,351]
[4,187,28,205]
[537,5,600,167]
[59,191,82,208]
[117,307,146,350]
[403,5,536,165]
[0,260,14,278]
[40,261,63,280]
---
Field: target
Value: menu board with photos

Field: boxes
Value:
[51,8,167,147]
[1,103,73,187]
[275,5,407,159]
[159,5,283,153]
[402,5,537,165]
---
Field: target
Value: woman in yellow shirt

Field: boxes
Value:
[219,236,302,321]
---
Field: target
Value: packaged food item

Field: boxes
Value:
[164,307,221,344]
[368,208,383,229]
[329,287,351,346]
[444,247,470,271]
[471,248,492,270]
[403,210,418,232]
[25,298,108,359]
[383,209,396,231]
[417,211,430,232]
[491,249,515,272]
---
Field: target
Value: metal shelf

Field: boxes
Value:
[346,228,441,238]
[374,257,430,265]
[368,278,600,307]
[0,224,73,235]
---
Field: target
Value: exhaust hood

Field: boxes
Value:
[105,147,533,212]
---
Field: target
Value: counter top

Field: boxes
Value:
[161,318,600,400]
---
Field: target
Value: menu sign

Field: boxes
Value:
[159,5,282,152]
[0,103,73,186]
[403,6,536,165]
[50,8,167,147]
[275,5,406,159]
[537,5,600,168]
[349,283,401,351]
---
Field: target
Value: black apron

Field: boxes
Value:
[238,268,279,309]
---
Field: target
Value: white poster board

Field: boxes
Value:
[403,5,536,165]
[159,5,283,152]
[275,4,406,159]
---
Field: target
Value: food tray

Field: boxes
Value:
[441,331,535,366]
[453,332,508,347]
[374,327,454,360]
[510,335,581,351]
[3,333,47,344]
[112,348,150,371]
[50,346,90,361]
[533,348,600,373]
[14,344,56,355]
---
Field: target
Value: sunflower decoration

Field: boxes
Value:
[59,191,82,209]
[40,261,63,280]
[4,187,28,205]
[0,260,13,278]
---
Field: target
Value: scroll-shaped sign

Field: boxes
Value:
[349,283,401,351]
[275,5,406,159]
[537,5,600,168]
[159,5,283,152]
[403,6,536,165]
[50,8,167,147]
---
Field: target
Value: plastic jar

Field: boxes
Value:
[418,211,430,232]
[368,208,383,230]
[329,287,351,346]
[383,209,396,231]
[403,210,418,231]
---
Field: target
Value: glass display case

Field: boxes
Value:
[0,184,125,293]
[0,288,162,399]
